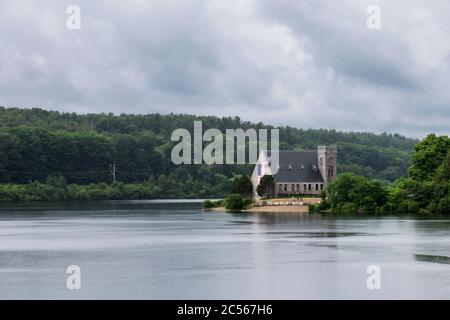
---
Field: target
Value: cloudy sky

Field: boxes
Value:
[1,0,449,138]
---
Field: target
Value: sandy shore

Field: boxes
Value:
[246,205,309,213]
[209,205,310,213]
[206,197,320,213]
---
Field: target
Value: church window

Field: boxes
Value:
[328,166,334,177]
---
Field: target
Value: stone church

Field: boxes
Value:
[251,146,337,197]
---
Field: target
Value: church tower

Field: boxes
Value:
[318,146,337,183]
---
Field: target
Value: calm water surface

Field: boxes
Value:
[0,200,449,299]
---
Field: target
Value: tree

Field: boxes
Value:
[230,175,253,197]
[327,173,388,213]
[256,175,275,198]
[408,134,450,181]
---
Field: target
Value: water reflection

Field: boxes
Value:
[414,254,450,265]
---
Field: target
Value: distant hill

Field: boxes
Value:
[0,107,418,197]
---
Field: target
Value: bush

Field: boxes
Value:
[203,200,215,209]
[317,199,331,211]
[224,194,252,211]
[308,203,318,213]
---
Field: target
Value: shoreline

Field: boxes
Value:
[209,205,310,213]
[207,197,322,213]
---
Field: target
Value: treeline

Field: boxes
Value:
[0,169,230,202]
[311,134,450,214]
[0,107,419,201]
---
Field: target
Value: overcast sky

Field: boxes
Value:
[1,0,449,138]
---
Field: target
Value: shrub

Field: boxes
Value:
[317,200,331,211]
[203,200,215,209]
[224,194,252,211]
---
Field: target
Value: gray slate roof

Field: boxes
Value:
[269,150,325,183]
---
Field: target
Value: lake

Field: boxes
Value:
[0,200,449,299]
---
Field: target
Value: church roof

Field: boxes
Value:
[267,150,325,183]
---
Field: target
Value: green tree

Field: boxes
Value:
[327,173,388,213]
[230,175,253,197]
[256,175,275,198]
[408,134,450,181]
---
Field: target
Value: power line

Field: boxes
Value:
[0,168,153,176]
[0,168,109,175]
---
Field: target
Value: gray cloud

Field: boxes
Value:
[0,0,449,138]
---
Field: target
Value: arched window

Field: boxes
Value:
[328,165,334,178]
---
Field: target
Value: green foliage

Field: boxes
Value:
[437,197,450,214]
[223,194,252,211]
[325,134,450,215]
[308,203,318,213]
[327,173,388,213]
[203,200,215,209]
[435,151,450,182]
[0,107,416,190]
[256,175,275,198]
[230,175,253,197]
[333,202,358,214]
[308,198,331,213]
[0,177,227,202]
[408,134,450,181]
[203,199,222,209]
[397,200,420,214]
[0,106,447,214]
[0,107,439,205]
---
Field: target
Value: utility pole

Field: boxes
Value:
[110,162,116,182]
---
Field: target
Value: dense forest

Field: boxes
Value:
[0,106,418,201]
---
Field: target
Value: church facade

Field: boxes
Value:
[251,146,337,197]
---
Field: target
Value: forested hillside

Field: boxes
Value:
[0,107,417,199]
